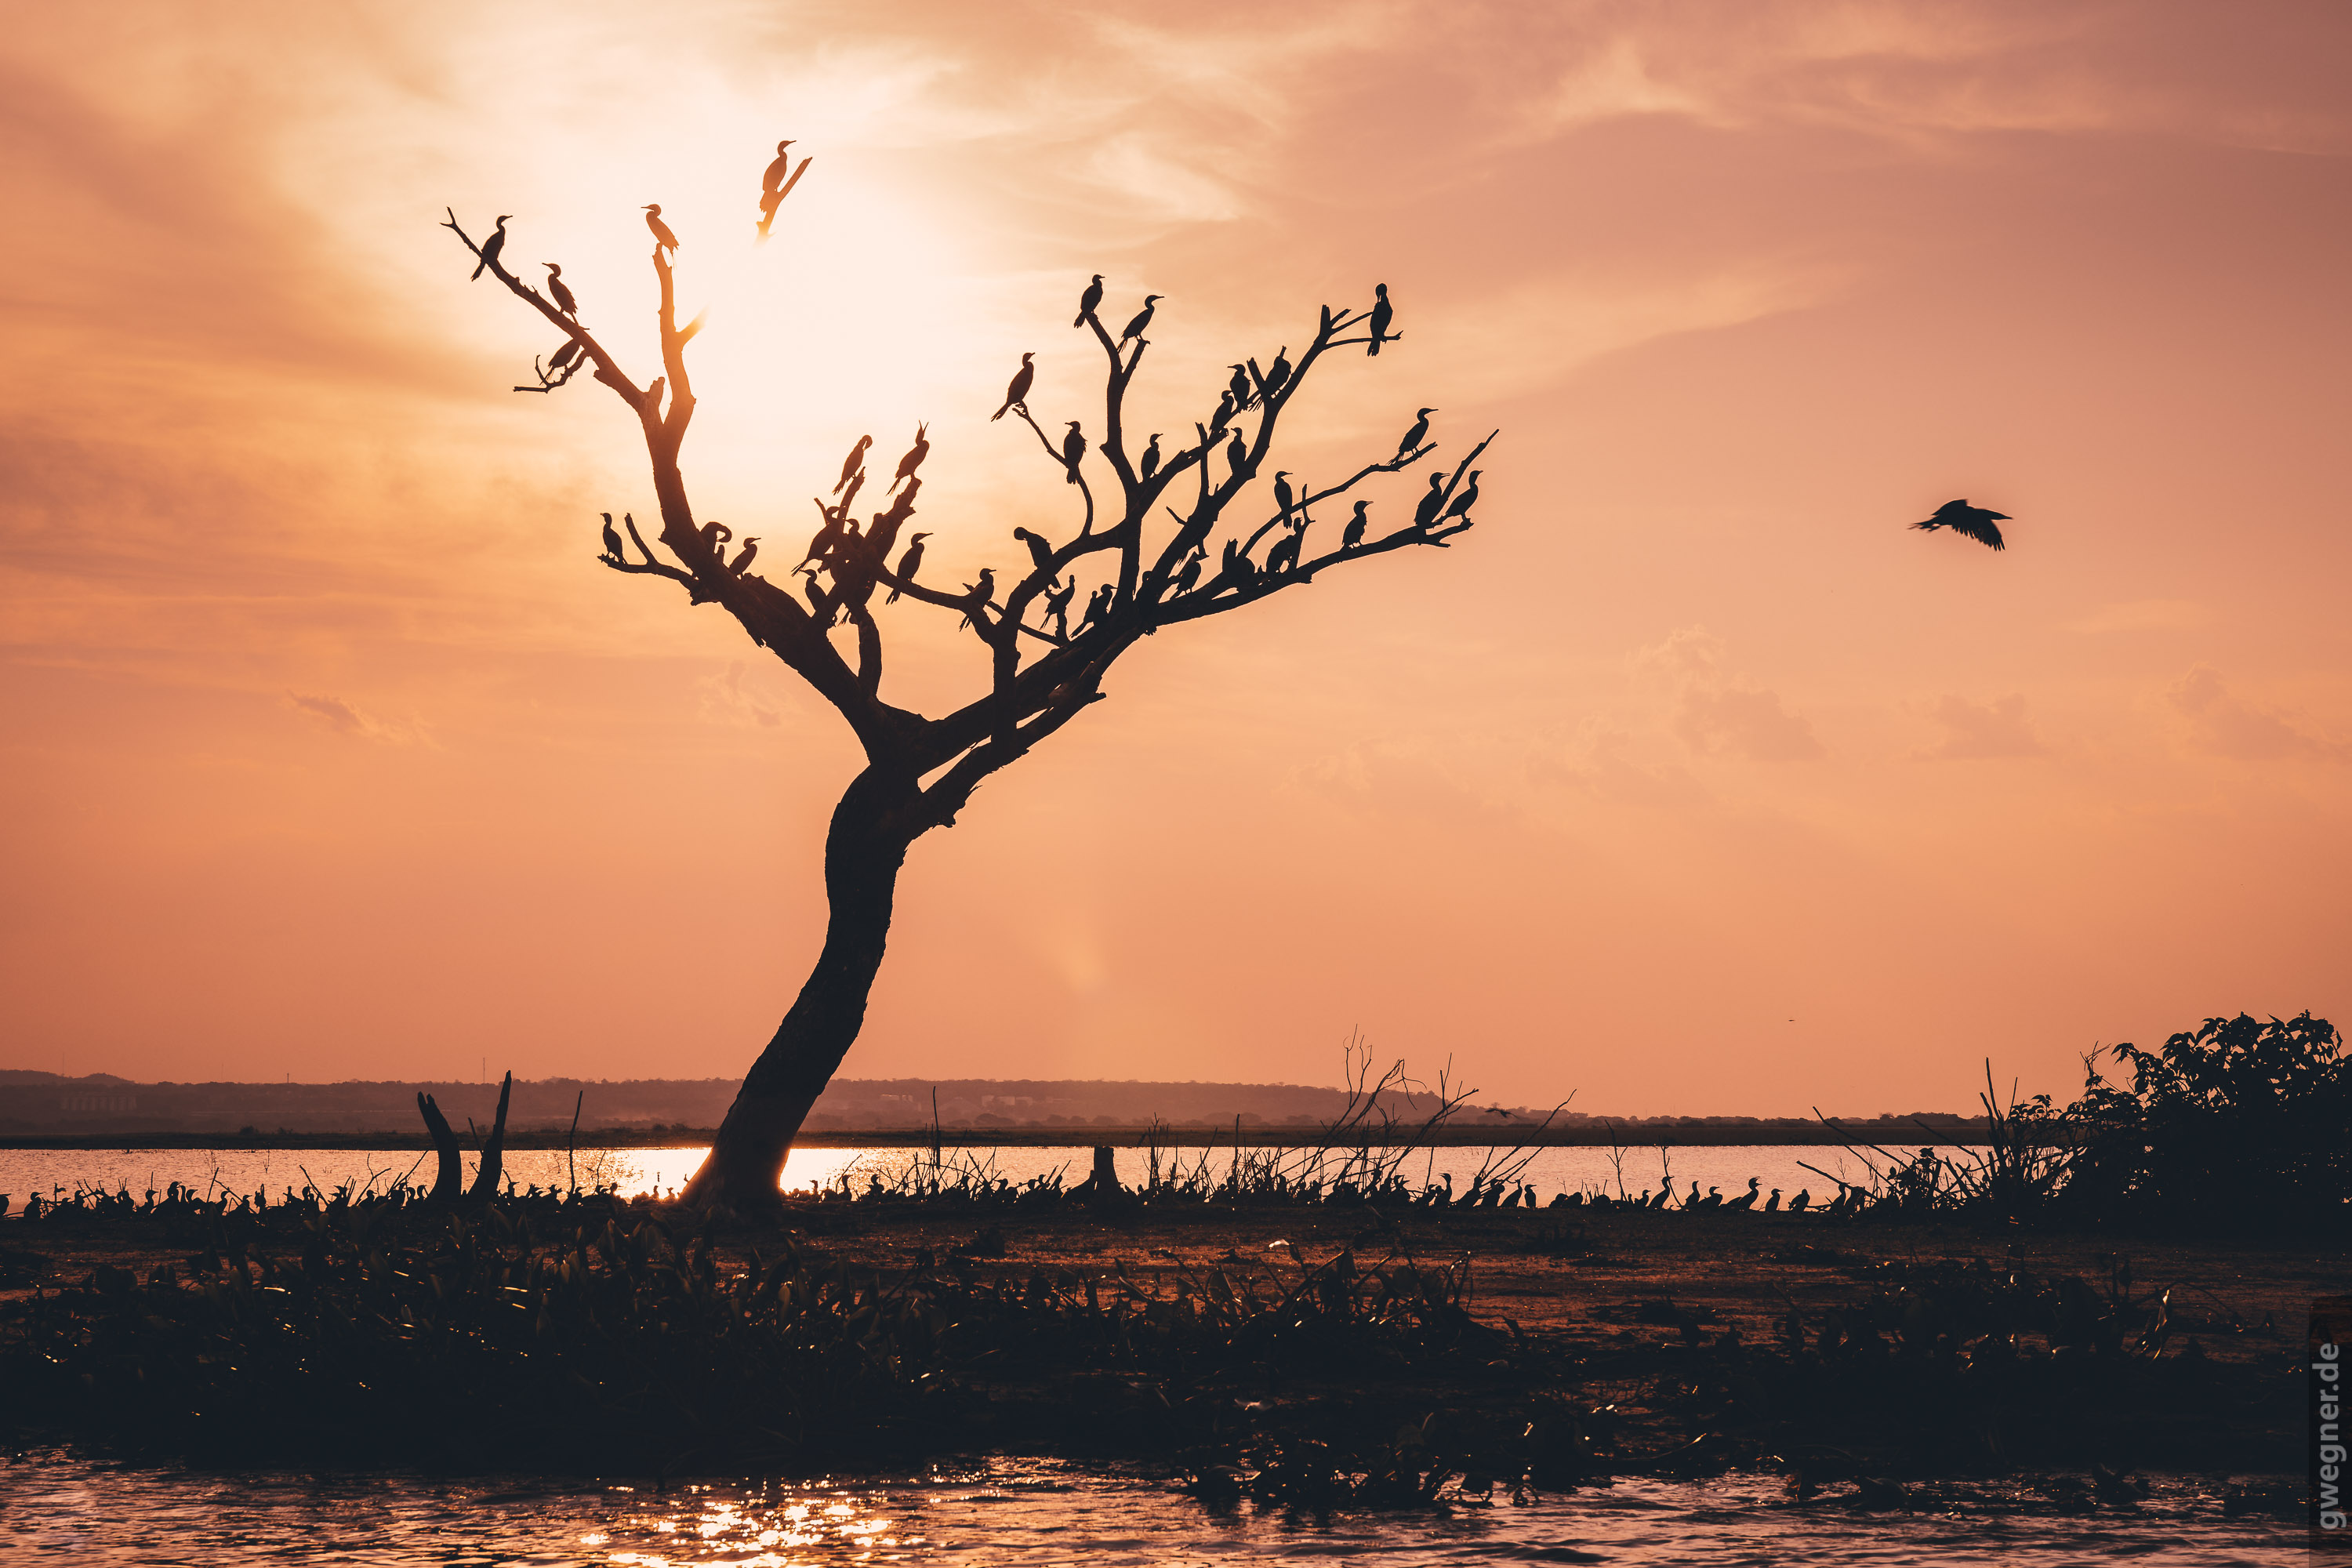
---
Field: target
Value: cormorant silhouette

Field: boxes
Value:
[992,353,1034,420]
[1119,294,1162,344]
[886,532,931,603]
[1342,499,1370,550]
[1414,472,1447,528]
[763,140,797,195]
[1227,363,1253,412]
[599,512,625,560]
[1013,527,1054,574]
[1225,429,1248,478]
[1788,1189,1811,1212]
[1914,498,2009,550]
[889,424,929,492]
[1266,525,1301,576]
[1074,274,1104,328]
[1221,536,1254,590]
[1271,470,1295,524]
[547,339,584,373]
[1210,390,1236,433]
[1726,1177,1760,1211]
[1138,433,1162,484]
[1061,421,1086,482]
[1171,547,1205,597]
[834,434,872,494]
[1764,1188,1783,1212]
[795,564,826,615]
[799,511,844,568]
[472,216,511,281]
[642,205,680,256]
[1442,470,1481,523]
[1080,582,1113,631]
[1367,283,1393,355]
[1261,347,1292,401]
[700,522,733,568]
[729,536,760,575]
[958,568,996,630]
[1042,575,1075,638]
[543,263,576,316]
[1398,407,1435,459]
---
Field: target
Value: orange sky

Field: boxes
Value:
[4,2,2349,1115]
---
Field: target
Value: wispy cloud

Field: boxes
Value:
[2167,666,2347,761]
[1914,693,2046,760]
[1635,627,1825,764]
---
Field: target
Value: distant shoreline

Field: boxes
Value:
[0,1120,2009,1152]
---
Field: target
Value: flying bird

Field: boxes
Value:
[992,353,1034,420]
[642,205,680,256]
[890,424,929,492]
[1120,294,1163,344]
[1367,283,1393,355]
[1397,407,1435,459]
[1062,421,1087,483]
[599,513,626,560]
[472,216,511,281]
[835,434,872,495]
[1914,498,2009,550]
[543,263,576,316]
[887,532,931,603]
[1074,273,1104,328]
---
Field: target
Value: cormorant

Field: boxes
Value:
[1764,1188,1783,1212]
[1062,421,1086,483]
[1138,433,1162,484]
[702,521,734,557]
[1414,473,1447,528]
[1726,1177,1761,1211]
[1271,470,1295,523]
[472,215,511,281]
[1442,470,1481,522]
[1119,294,1162,344]
[890,424,929,492]
[1397,407,1435,459]
[599,513,625,560]
[1225,429,1248,478]
[730,536,760,575]
[1074,274,1103,328]
[1261,347,1292,400]
[886,532,931,602]
[800,511,844,568]
[1266,526,1300,575]
[1014,526,1054,573]
[1042,575,1076,638]
[992,353,1034,420]
[547,339,584,373]
[543,263,576,316]
[763,140,796,195]
[1914,498,2009,550]
[1171,547,1205,596]
[1342,499,1370,550]
[1788,1189,1811,1213]
[1227,363,1253,412]
[642,205,680,256]
[1210,390,1236,432]
[1080,583,1113,630]
[1367,284,1394,355]
[958,567,996,630]
[795,564,826,615]
[834,434,872,494]
[1221,536,1254,590]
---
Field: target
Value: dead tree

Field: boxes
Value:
[442,156,1493,1210]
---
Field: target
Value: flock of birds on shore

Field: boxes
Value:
[1351,1171,1864,1214]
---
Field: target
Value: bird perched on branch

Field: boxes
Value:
[1271,471,1297,524]
[1414,473,1447,528]
[1914,498,2010,550]
[1014,527,1054,574]
[959,568,996,630]
[701,521,733,565]
[1171,547,1206,597]
[472,216,511,281]
[1227,363,1254,413]
[729,536,760,576]
[886,532,930,604]
[1210,390,1236,433]
[1397,407,1435,459]
[1342,500,1370,550]
[1042,575,1076,639]
[1442,470,1481,524]
[764,140,796,196]
[1080,583,1114,632]
[1120,294,1162,345]
[642,204,680,256]
[1225,429,1248,479]
[547,339,584,375]
[1261,347,1292,401]
[1062,421,1087,483]
[834,435,872,495]
[889,425,929,493]
[758,140,812,237]
[1138,433,1162,484]
[993,354,1034,421]
[599,513,626,561]
[1367,283,1394,355]
[1074,274,1103,328]
[543,262,576,316]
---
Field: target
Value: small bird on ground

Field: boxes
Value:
[1074,274,1104,328]
[472,216,511,280]
[1397,407,1435,459]
[886,532,931,603]
[642,205,680,256]
[1120,294,1162,344]
[993,354,1034,420]
[543,263,576,316]
[1913,498,2009,550]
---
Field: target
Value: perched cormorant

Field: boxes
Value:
[890,424,929,492]
[1764,1188,1783,1212]
[1080,583,1113,630]
[1119,294,1162,344]
[959,567,996,630]
[886,532,931,603]
[1442,470,1481,522]
[1210,390,1236,433]
[547,338,584,373]
[1266,525,1301,575]
[730,536,760,575]
[1367,283,1393,355]
[1788,1189,1812,1213]
[763,140,797,195]
[1397,407,1435,459]
[1061,421,1086,482]
[1225,428,1248,478]
[795,564,826,615]
[1227,363,1253,412]
[472,215,511,281]
[1138,433,1162,484]
[1271,470,1295,523]
[542,262,577,316]
[834,434,872,495]
[1914,498,2009,550]
[1414,473,1447,528]
[599,512,625,560]
[1342,499,1370,550]
[1726,1177,1760,1212]
[1074,273,1103,328]
[1261,347,1292,400]
[992,353,1035,421]
[1042,575,1076,638]
[1171,547,1205,596]
[642,205,680,256]
[1013,527,1054,573]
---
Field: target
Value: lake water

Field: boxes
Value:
[0,1144,1935,1207]
[0,1451,2305,1564]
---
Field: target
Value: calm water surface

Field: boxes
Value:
[0,1453,2304,1565]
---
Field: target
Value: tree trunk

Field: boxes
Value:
[683,770,918,1209]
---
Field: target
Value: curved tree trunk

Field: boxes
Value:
[682,769,920,1209]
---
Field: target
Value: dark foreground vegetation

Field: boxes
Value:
[0,1013,2338,1513]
